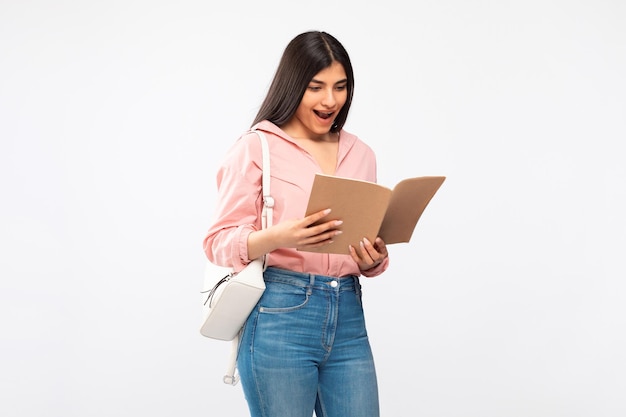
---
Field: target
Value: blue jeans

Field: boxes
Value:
[238,267,380,417]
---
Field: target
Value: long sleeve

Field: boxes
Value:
[203,132,264,272]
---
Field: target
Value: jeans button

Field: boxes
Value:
[330,280,338,288]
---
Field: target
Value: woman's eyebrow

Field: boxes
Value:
[309,78,348,85]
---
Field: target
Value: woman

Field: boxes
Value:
[203,31,389,417]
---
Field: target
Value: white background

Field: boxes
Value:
[1,1,625,416]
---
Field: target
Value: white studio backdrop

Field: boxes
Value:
[1,1,625,416]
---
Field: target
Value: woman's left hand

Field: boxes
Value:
[349,237,388,271]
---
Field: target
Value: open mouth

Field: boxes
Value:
[314,110,334,120]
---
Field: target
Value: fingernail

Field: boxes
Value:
[334,220,343,226]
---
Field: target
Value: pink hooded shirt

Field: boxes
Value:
[203,120,389,278]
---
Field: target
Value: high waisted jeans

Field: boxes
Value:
[238,267,380,417]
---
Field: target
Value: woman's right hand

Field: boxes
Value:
[247,208,342,259]
[275,208,343,250]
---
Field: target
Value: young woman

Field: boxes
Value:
[203,30,389,417]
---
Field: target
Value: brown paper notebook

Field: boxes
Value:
[302,174,446,254]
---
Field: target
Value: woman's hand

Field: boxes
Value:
[273,208,343,250]
[248,208,342,259]
[349,237,388,271]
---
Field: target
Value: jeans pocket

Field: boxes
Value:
[258,282,309,313]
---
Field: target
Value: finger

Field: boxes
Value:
[361,238,388,265]
[300,236,335,250]
[298,228,342,247]
[305,220,343,239]
[361,238,380,257]
[373,237,388,256]
[358,239,375,262]
[348,243,358,257]
[348,244,364,264]
[303,208,332,227]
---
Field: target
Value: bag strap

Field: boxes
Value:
[258,129,273,269]
[223,128,271,385]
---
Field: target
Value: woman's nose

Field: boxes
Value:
[320,88,336,107]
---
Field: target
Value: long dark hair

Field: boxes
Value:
[252,31,354,133]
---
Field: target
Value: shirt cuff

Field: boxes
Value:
[231,224,257,273]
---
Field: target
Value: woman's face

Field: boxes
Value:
[285,61,348,140]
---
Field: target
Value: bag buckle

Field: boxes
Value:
[223,374,239,385]
[263,195,275,208]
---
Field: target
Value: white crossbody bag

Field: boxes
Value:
[200,129,273,384]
